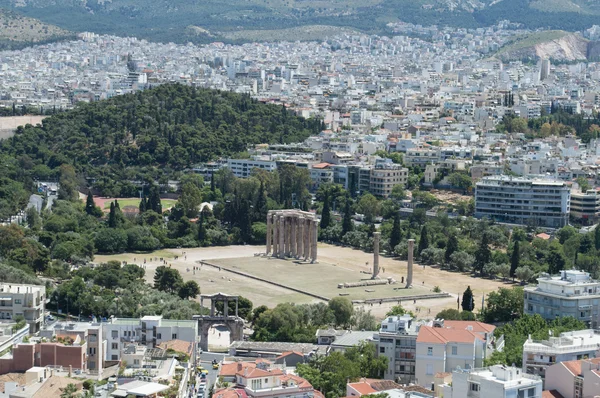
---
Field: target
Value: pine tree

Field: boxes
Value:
[108,202,116,228]
[445,233,458,264]
[197,210,206,245]
[461,286,474,312]
[474,233,491,274]
[390,213,402,250]
[510,240,520,278]
[418,225,429,255]
[342,196,354,236]
[85,190,95,215]
[320,193,331,230]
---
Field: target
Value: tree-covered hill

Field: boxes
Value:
[0,84,321,193]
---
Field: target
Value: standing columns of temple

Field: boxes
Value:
[266,210,318,262]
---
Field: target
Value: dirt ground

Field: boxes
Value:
[429,189,471,205]
[95,243,511,320]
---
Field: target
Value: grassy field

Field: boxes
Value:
[209,256,430,301]
[103,198,177,210]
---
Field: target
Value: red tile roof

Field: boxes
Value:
[417,326,483,344]
[347,382,377,396]
[442,321,495,334]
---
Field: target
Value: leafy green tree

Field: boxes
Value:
[148,184,162,214]
[197,210,206,245]
[178,280,200,299]
[450,251,474,272]
[154,266,183,294]
[216,296,254,320]
[515,266,534,283]
[417,225,429,256]
[139,195,147,213]
[448,172,472,190]
[390,185,406,201]
[328,297,354,328]
[461,286,474,311]
[320,193,331,230]
[547,241,567,274]
[356,194,380,224]
[595,225,600,251]
[481,287,524,323]
[577,176,590,192]
[351,307,378,331]
[58,164,79,201]
[108,202,116,228]
[474,233,491,274]
[385,305,414,318]
[179,182,203,218]
[510,240,520,278]
[344,341,388,378]
[445,233,458,264]
[94,228,128,253]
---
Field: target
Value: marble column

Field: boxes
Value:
[406,239,415,288]
[373,232,381,279]
[278,216,285,259]
[272,214,279,257]
[290,216,297,258]
[266,213,272,255]
[303,218,310,261]
[310,219,318,263]
[297,217,304,259]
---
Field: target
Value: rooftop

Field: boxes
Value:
[331,331,376,347]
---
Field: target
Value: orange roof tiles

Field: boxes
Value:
[442,321,495,334]
[220,362,256,377]
[542,390,564,398]
[347,382,377,396]
[417,326,483,344]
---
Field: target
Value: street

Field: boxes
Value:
[186,351,228,398]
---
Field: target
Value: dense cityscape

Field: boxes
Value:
[1,6,600,398]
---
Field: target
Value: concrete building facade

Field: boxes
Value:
[524,270,600,327]
[0,284,46,334]
[375,315,418,384]
[474,176,570,228]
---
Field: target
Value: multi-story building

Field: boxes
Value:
[441,365,542,398]
[369,159,408,198]
[415,320,496,389]
[375,315,419,384]
[474,176,570,228]
[404,148,440,168]
[226,158,277,178]
[569,190,600,224]
[0,284,46,333]
[0,321,103,375]
[545,357,600,398]
[522,329,600,380]
[102,316,197,361]
[524,270,600,327]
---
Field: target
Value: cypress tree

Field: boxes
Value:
[210,172,216,192]
[390,213,402,251]
[510,240,520,278]
[342,196,354,236]
[320,193,331,230]
[595,225,600,251]
[108,202,116,228]
[197,210,206,245]
[418,225,429,255]
[85,190,95,215]
[445,233,458,264]
[474,233,491,274]
[255,180,267,221]
[139,195,147,213]
[461,286,474,312]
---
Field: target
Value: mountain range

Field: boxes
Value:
[0,0,598,45]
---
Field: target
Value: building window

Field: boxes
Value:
[451,346,457,355]
[470,383,480,392]
[111,330,118,339]
[426,364,433,375]
[111,343,118,350]
[427,347,433,356]
[157,333,162,339]
[90,361,95,370]
[14,299,21,304]
[264,378,268,383]
[134,359,140,365]
[172,333,177,339]
[380,347,385,353]
[111,355,118,360]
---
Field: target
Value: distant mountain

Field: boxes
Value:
[0,9,74,49]
[494,31,590,62]
[0,0,599,45]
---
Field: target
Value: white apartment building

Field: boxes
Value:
[524,270,600,327]
[404,148,440,168]
[103,316,197,361]
[226,158,277,178]
[0,284,46,333]
[369,160,408,198]
[474,176,570,228]
[415,320,496,389]
[522,329,600,380]
[570,190,600,224]
[375,315,419,384]
[442,365,542,398]
[545,357,600,398]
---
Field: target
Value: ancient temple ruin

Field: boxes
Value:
[266,210,318,262]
